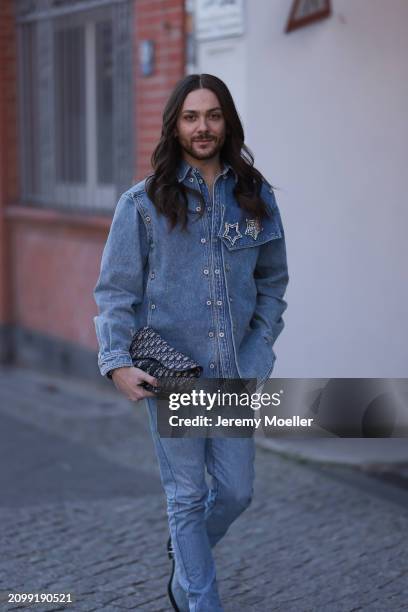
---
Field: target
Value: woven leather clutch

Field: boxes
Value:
[129,326,203,394]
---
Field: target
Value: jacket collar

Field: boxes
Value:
[176,158,238,183]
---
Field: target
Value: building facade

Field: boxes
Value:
[193,0,408,378]
[0,0,186,380]
[2,0,407,382]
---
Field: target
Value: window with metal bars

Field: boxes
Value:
[16,0,134,214]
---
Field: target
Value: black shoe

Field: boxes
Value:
[167,536,175,560]
[167,537,180,611]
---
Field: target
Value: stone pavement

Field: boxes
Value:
[0,365,407,612]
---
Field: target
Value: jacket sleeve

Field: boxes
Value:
[93,191,149,377]
[252,187,289,350]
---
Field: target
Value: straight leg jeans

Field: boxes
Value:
[146,398,256,612]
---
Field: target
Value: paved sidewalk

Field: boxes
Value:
[257,435,408,468]
[1,365,407,612]
[255,377,408,469]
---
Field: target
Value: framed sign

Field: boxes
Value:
[196,0,245,42]
[140,40,155,76]
[285,0,331,34]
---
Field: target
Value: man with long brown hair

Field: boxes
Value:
[94,74,289,611]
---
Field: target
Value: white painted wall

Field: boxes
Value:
[196,38,247,126]
[195,0,408,377]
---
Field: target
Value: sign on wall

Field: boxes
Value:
[140,40,155,76]
[285,0,331,33]
[196,0,245,41]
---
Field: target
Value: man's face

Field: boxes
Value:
[175,88,226,162]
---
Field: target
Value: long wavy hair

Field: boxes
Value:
[146,74,272,231]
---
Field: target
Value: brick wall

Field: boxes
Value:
[0,0,186,375]
[134,0,186,181]
[0,0,18,334]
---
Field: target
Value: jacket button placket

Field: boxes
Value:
[210,174,234,378]
[194,171,217,377]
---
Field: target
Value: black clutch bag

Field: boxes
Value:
[129,326,203,394]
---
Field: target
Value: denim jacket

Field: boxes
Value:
[93,160,289,384]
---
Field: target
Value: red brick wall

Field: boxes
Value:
[0,0,186,363]
[6,207,110,349]
[0,0,18,204]
[134,0,186,180]
[0,0,18,327]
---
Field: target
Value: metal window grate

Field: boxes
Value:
[96,20,113,184]
[16,0,134,214]
[54,25,87,183]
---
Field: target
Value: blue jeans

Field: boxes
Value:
[146,398,256,612]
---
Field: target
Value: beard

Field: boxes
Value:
[178,134,225,161]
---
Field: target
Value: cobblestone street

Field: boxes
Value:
[0,366,407,612]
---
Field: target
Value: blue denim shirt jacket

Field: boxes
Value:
[93,160,289,384]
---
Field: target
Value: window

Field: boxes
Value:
[16,0,134,214]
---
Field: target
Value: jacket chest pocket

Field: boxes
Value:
[217,204,281,254]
